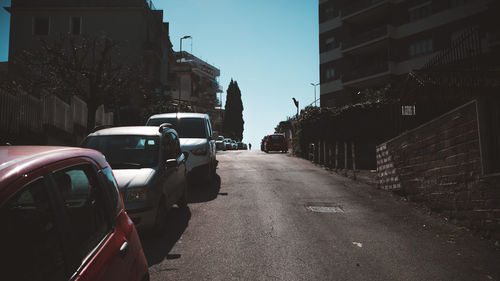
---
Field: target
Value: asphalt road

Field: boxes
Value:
[141,150,500,281]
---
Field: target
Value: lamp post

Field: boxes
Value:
[310,82,319,107]
[178,35,192,111]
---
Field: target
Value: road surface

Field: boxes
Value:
[141,150,500,281]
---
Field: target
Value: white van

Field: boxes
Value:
[146,113,216,183]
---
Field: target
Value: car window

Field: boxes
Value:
[1,178,66,281]
[148,117,207,138]
[82,135,160,168]
[100,167,123,215]
[53,165,111,274]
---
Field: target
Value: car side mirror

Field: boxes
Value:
[166,159,177,169]
[182,151,189,160]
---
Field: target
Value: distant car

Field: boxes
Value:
[261,136,267,151]
[237,142,247,150]
[224,138,233,150]
[215,135,226,151]
[82,125,188,231]
[231,140,238,150]
[146,113,217,183]
[0,146,149,281]
[264,134,288,153]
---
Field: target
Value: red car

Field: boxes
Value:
[0,146,149,281]
[264,134,288,153]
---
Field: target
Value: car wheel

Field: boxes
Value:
[177,184,188,208]
[153,197,167,233]
[206,161,215,183]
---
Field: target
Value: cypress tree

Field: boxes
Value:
[223,79,244,140]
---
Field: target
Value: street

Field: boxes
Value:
[141,150,500,281]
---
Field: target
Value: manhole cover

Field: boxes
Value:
[304,203,344,213]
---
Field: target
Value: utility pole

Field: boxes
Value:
[310,82,320,107]
[178,35,192,111]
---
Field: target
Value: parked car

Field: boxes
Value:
[224,138,233,150]
[81,125,188,231]
[146,113,217,183]
[264,134,288,153]
[0,146,149,281]
[215,135,226,151]
[231,140,238,150]
[237,142,247,150]
[261,136,268,151]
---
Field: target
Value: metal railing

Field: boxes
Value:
[342,0,385,17]
[342,62,389,82]
[43,95,74,133]
[0,91,43,135]
[342,25,388,50]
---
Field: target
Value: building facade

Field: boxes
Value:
[171,51,223,119]
[318,0,495,107]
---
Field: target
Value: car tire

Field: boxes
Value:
[153,197,167,233]
[206,161,215,183]
[177,184,188,208]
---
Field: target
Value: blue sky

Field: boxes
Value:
[0,0,319,148]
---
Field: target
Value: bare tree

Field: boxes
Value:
[8,34,151,132]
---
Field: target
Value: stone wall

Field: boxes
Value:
[376,100,500,239]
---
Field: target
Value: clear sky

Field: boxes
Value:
[0,0,319,148]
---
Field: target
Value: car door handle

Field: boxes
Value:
[119,241,129,258]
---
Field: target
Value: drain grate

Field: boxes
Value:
[304,203,344,213]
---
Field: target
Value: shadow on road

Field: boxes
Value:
[187,174,222,203]
[140,206,192,266]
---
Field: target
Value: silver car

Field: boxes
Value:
[146,113,217,184]
[82,125,188,231]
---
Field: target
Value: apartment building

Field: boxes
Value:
[172,51,223,116]
[7,0,172,91]
[319,0,496,107]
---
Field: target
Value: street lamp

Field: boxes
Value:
[178,35,192,111]
[310,82,320,107]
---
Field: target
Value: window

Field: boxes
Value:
[33,17,49,36]
[100,167,123,215]
[325,37,335,51]
[409,2,432,22]
[409,39,433,57]
[401,105,416,116]
[325,67,335,80]
[82,135,160,168]
[70,16,81,35]
[1,179,66,281]
[53,166,111,272]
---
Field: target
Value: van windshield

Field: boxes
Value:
[148,118,207,138]
[82,135,159,168]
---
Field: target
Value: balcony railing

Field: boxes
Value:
[342,62,389,82]
[342,25,388,50]
[342,0,385,18]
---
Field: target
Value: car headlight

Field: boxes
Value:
[191,147,207,155]
[126,187,147,202]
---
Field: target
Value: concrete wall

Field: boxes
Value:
[376,100,500,239]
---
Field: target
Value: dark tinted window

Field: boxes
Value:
[148,117,207,138]
[1,179,66,281]
[53,166,111,272]
[71,16,81,35]
[82,135,160,168]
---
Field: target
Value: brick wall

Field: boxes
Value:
[376,100,500,239]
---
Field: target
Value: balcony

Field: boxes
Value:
[342,61,392,84]
[342,25,390,52]
[341,0,391,23]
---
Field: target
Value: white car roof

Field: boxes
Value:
[148,112,208,119]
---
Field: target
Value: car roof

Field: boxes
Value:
[148,112,208,119]
[0,146,107,193]
[87,126,163,137]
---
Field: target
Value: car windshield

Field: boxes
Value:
[82,135,159,168]
[148,117,206,138]
[216,136,224,141]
